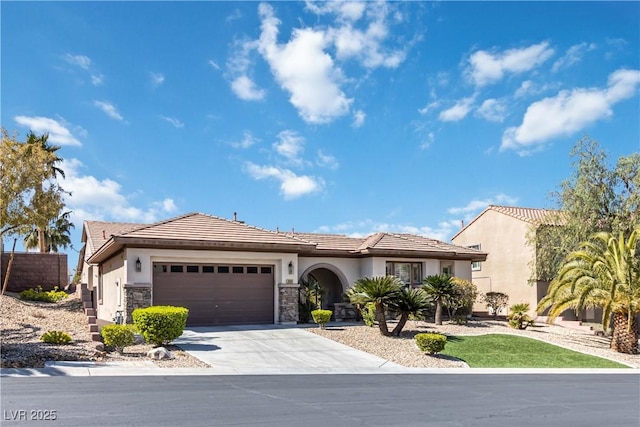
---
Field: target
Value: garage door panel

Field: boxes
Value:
[153,263,274,326]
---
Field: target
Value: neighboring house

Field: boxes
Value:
[79,212,486,326]
[452,205,600,321]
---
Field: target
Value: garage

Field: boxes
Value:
[152,263,274,326]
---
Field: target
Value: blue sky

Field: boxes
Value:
[2,1,639,267]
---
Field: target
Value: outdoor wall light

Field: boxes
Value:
[135,257,142,273]
[288,261,294,275]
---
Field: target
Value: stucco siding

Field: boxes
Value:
[453,209,538,316]
[99,252,125,322]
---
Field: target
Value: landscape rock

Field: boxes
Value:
[147,347,174,360]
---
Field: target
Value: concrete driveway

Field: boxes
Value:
[175,324,410,374]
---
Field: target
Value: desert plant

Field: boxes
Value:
[361,302,376,327]
[298,276,324,323]
[346,276,403,336]
[311,309,332,329]
[507,303,535,330]
[101,324,136,354]
[20,285,68,303]
[482,291,509,319]
[415,333,447,354]
[41,330,72,345]
[132,305,189,346]
[422,274,457,325]
[447,277,479,317]
[388,287,431,336]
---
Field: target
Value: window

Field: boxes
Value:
[232,266,244,274]
[218,266,229,273]
[469,244,481,271]
[186,265,199,273]
[261,266,272,274]
[170,265,183,273]
[247,266,258,274]
[202,266,215,273]
[386,262,422,287]
[153,264,167,273]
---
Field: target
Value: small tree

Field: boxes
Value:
[388,287,431,336]
[346,276,402,336]
[446,277,479,318]
[422,274,456,325]
[482,292,509,319]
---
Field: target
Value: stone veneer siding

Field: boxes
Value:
[123,283,152,324]
[278,283,299,324]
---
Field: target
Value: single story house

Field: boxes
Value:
[79,212,487,326]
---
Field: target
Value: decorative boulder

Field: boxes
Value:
[147,347,174,360]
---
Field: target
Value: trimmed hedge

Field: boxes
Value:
[415,333,447,354]
[101,324,136,354]
[311,309,332,329]
[132,306,189,346]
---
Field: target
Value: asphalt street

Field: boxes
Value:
[2,374,639,426]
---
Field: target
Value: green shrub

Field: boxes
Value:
[41,330,72,345]
[132,306,189,346]
[311,309,332,329]
[20,286,68,303]
[361,302,376,327]
[451,315,468,325]
[415,333,447,354]
[101,324,136,354]
[507,303,535,330]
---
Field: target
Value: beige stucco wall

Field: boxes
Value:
[98,252,125,322]
[452,210,538,316]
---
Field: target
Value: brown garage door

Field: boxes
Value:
[152,263,274,326]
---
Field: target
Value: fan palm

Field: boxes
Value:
[347,276,402,336]
[422,274,456,325]
[23,211,74,253]
[388,287,431,336]
[538,229,640,354]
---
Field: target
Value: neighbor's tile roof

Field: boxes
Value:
[281,232,366,252]
[488,205,564,224]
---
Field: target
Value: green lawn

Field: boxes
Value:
[440,334,629,368]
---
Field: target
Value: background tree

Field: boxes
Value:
[23,211,74,253]
[0,129,69,248]
[529,136,640,282]
[538,230,639,354]
[347,276,402,336]
[422,274,456,325]
[481,292,509,319]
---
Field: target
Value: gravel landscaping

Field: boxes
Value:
[307,319,640,369]
[0,292,209,369]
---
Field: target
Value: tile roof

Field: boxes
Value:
[488,205,564,225]
[84,212,487,263]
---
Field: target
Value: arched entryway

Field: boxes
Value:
[301,264,347,312]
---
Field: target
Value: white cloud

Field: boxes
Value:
[232,131,260,149]
[501,68,640,154]
[448,194,518,216]
[420,132,435,150]
[439,97,474,122]
[160,116,184,128]
[476,98,507,122]
[14,115,82,146]
[418,101,440,115]
[552,42,597,72]
[93,101,124,121]
[231,75,266,100]
[305,1,366,22]
[208,60,221,70]
[90,74,104,86]
[64,54,92,70]
[466,42,554,87]
[352,110,366,127]
[316,150,338,169]
[150,72,165,87]
[273,130,305,164]
[61,158,176,223]
[244,162,323,199]
[256,3,352,124]
[315,218,455,242]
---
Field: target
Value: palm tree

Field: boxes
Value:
[347,276,402,336]
[23,211,74,253]
[538,230,640,354]
[388,287,431,336]
[25,132,65,253]
[422,274,456,325]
